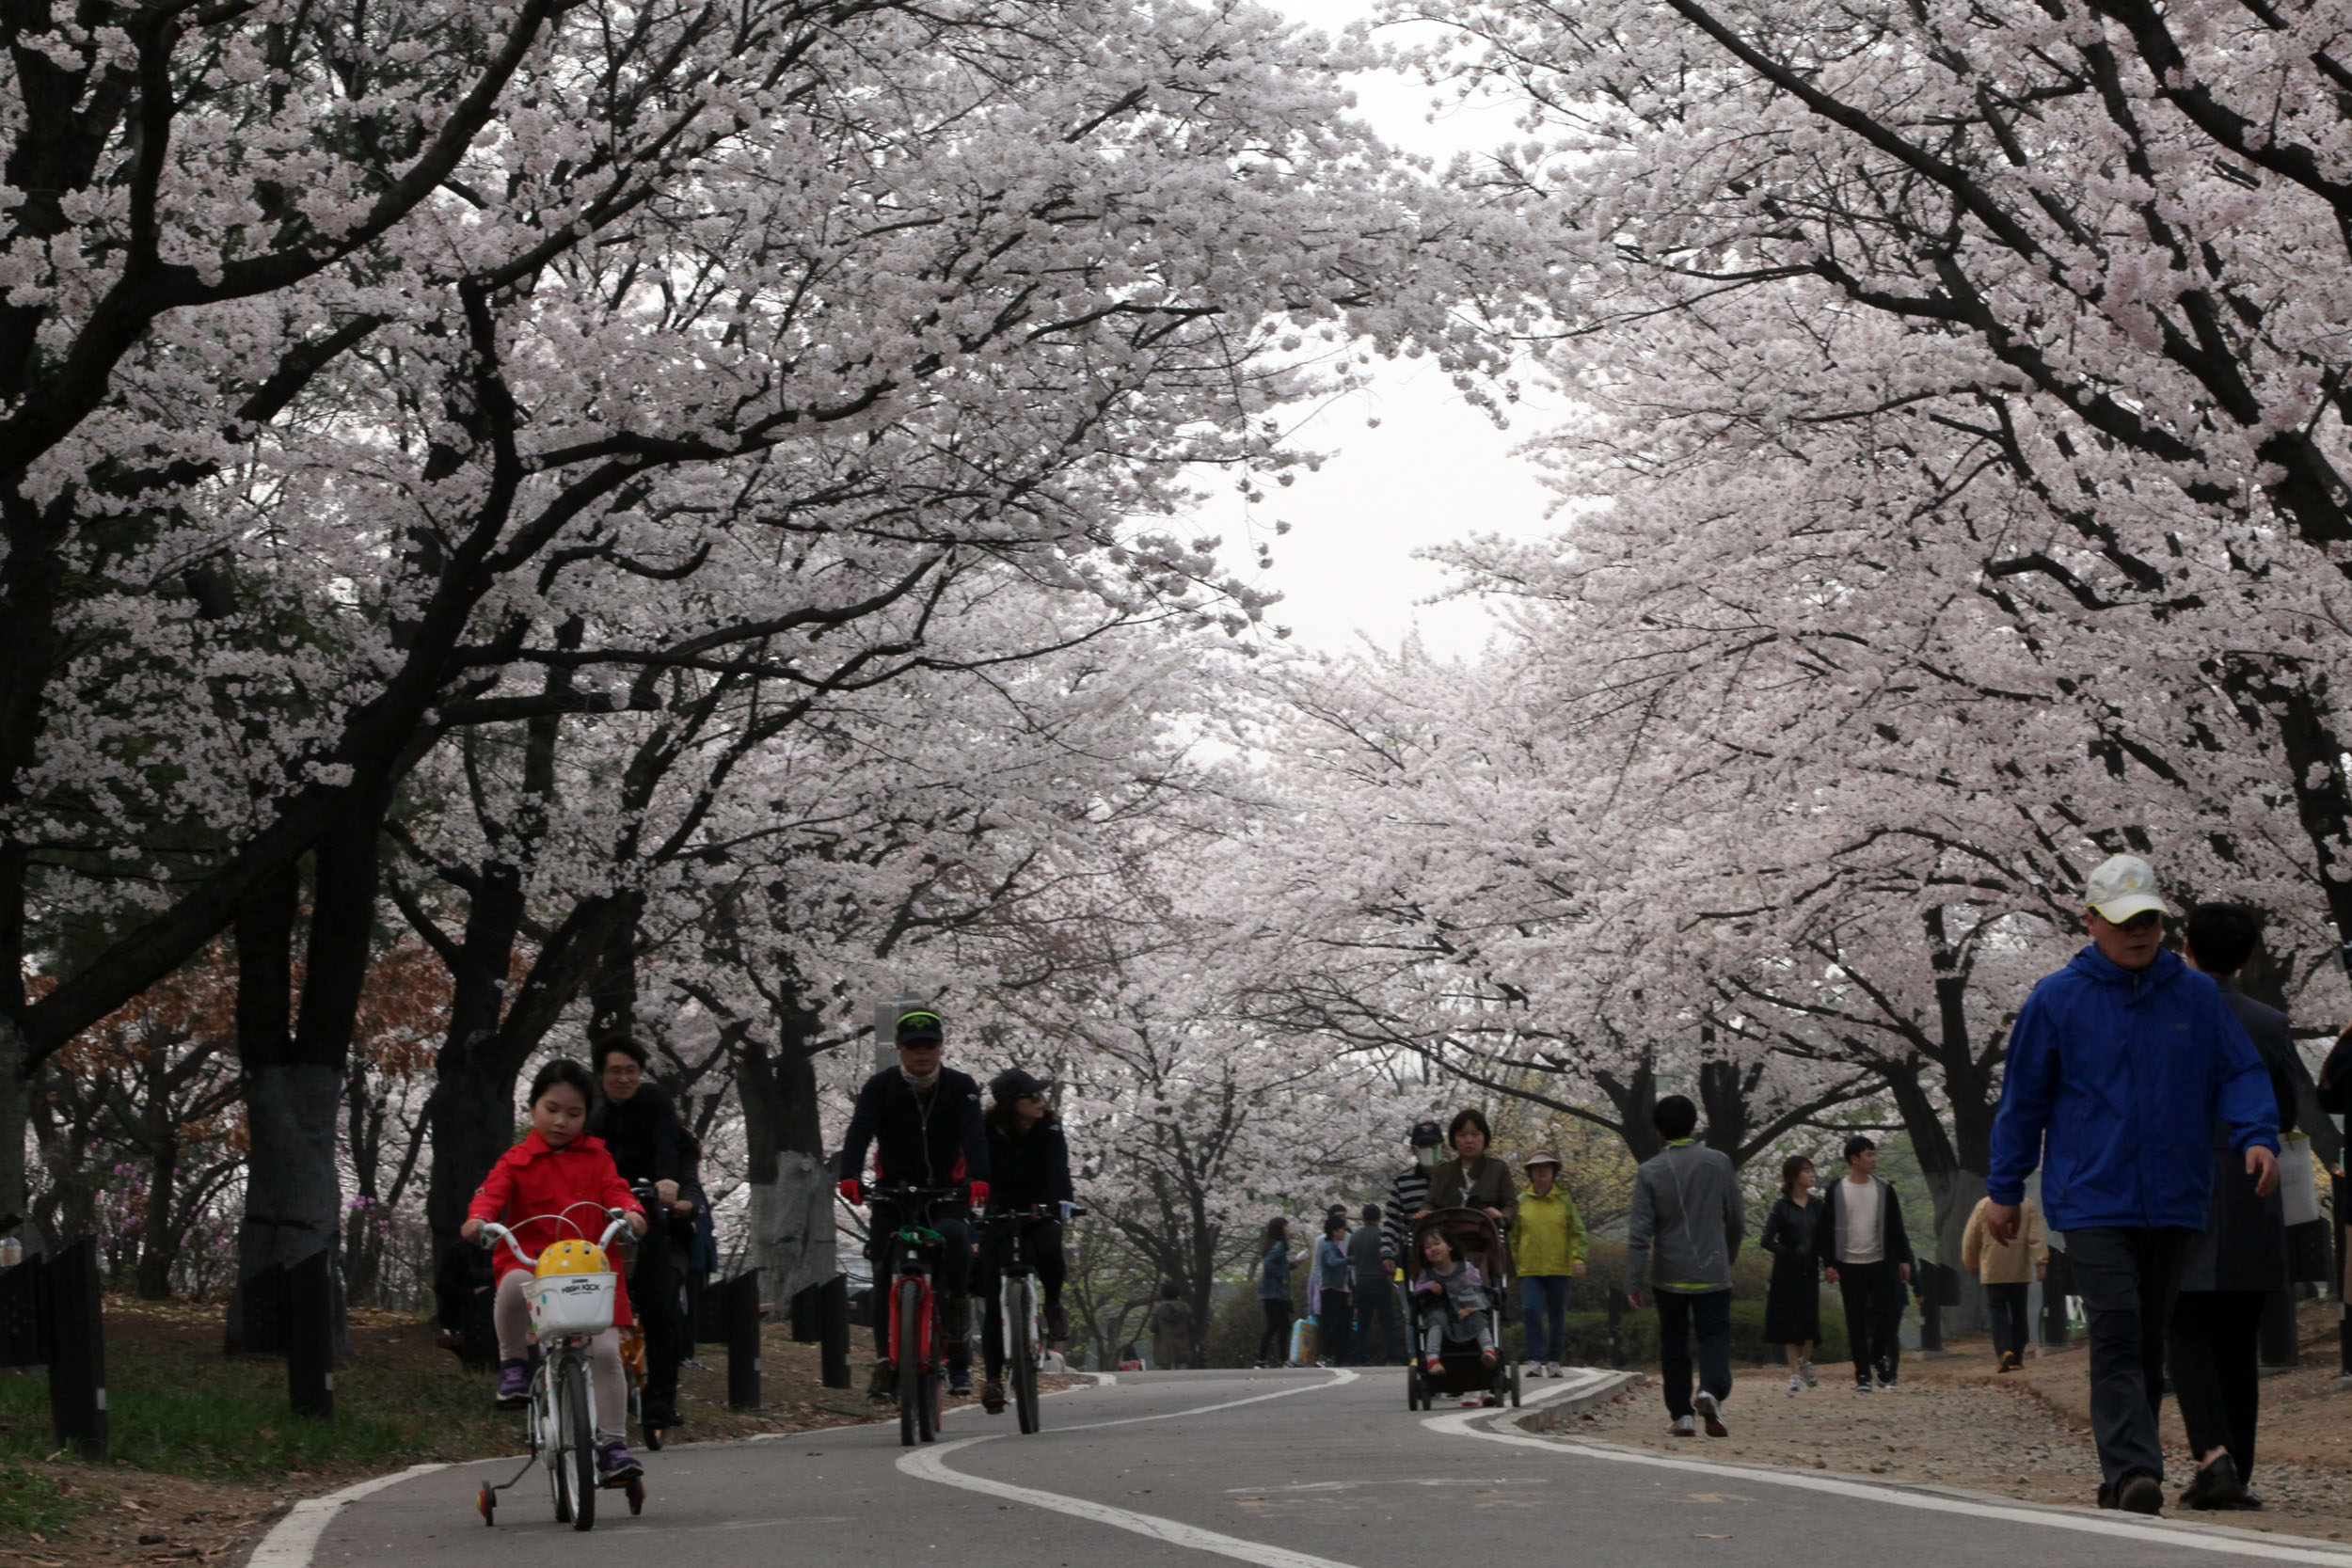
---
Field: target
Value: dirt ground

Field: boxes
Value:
[0,1300,990,1568]
[1551,1302,2352,1543]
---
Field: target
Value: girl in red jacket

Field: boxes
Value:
[463,1059,648,1482]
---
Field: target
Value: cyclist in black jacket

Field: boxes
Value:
[837,1010,991,1398]
[590,1037,691,1428]
[974,1068,1075,1413]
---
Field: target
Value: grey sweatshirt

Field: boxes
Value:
[1625,1139,1744,1295]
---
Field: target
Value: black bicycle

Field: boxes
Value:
[980,1203,1084,1434]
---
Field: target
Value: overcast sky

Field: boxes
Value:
[1185,0,1563,658]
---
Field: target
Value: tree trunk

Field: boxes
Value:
[135,1134,181,1300]
[228,773,386,1361]
[739,1005,834,1308]
[0,1013,29,1247]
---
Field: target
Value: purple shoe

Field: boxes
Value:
[495,1358,530,1408]
[596,1439,643,1484]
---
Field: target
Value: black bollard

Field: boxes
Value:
[46,1238,107,1460]
[725,1269,764,1409]
[819,1274,851,1390]
[2041,1250,2071,1349]
[288,1249,336,1418]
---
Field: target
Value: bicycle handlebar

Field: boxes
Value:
[476,1206,637,1269]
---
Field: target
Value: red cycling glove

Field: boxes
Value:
[968,1180,992,1209]
[837,1179,864,1207]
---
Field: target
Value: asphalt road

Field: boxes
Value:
[267,1368,2352,1568]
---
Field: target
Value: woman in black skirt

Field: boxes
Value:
[1760,1155,1822,1391]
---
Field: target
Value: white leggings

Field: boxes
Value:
[494,1271,628,1443]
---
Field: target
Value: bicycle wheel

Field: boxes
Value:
[897,1279,923,1449]
[1011,1278,1040,1434]
[559,1354,597,1531]
[543,1367,569,1524]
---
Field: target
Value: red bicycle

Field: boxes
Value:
[867,1183,964,1447]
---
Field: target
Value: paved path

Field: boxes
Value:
[270,1368,2352,1568]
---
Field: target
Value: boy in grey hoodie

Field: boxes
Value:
[1625,1095,1745,1436]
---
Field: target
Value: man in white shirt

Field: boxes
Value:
[1813,1135,1914,1391]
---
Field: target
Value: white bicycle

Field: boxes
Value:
[472,1206,644,1530]
[982,1202,1084,1434]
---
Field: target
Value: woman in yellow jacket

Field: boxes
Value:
[1962,1193,2047,1372]
[1511,1151,1587,1378]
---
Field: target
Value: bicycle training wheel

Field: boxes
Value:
[1011,1279,1041,1434]
[898,1280,924,1448]
[560,1356,597,1531]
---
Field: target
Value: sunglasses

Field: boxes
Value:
[2106,911,2164,934]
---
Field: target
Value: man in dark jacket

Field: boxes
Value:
[1986,855,2280,1516]
[591,1037,690,1428]
[1347,1203,1397,1364]
[2170,903,2301,1511]
[837,1009,991,1397]
[1812,1134,1914,1391]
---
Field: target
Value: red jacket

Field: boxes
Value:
[469,1131,644,1325]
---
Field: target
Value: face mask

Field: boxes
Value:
[1414,1145,1440,1168]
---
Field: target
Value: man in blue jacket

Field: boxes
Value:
[1985,854,2280,1516]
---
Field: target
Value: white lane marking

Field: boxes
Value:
[243,1463,449,1568]
[1432,1386,2352,1567]
[901,1436,1364,1568]
[1231,1478,1541,1494]
[1060,1367,1358,1433]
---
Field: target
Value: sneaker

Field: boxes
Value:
[1693,1389,1727,1437]
[1876,1372,1899,1391]
[495,1358,531,1408]
[1670,1414,1696,1436]
[1479,1348,1498,1370]
[2116,1471,2163,1514]
[1800,1360,1819,1388]
[1424,1355,1443,1374]
[596,1440,643,1484]
[1853,1376,1874,1393]
[1546,1361,1563,1378]
[981,1379,1006,1414]
[1045,1303,1071,1342]
[1788,1373,1804,1394]
[1998,1351,2021,1374]
[948,1368,974,1396]
[2180,1453,2246,1512]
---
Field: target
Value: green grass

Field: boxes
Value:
[0,1323,519,1481]
[0,1465,87,1537]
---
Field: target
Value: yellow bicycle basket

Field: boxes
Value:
[534,1238,610,1277]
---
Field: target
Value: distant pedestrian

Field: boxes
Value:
[1312,1214,1355,1368]
[1347,1203,1399,1365]
[1511,1151,1587,1378]
[1146,1282,1196,1371]
[1255,1216,1294,1368]
[1813,1134,1913,1392]
[1962,1193,2046,1373]
[1382,1121,1446,1272]
[1986,854,2280,1516]
[1759,1155,1822,1393]
[1624,1095,1743,1437]
[1422,1109,1520,1236]
[2169,902,2301,1512]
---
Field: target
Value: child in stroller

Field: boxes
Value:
[1405,1209,1518,1409]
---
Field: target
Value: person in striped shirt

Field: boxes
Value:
[1381,1120,1446,1269]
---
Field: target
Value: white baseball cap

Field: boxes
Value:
[2084,853,2174,924]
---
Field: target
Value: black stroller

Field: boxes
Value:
[1403,1207,1520,1410]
